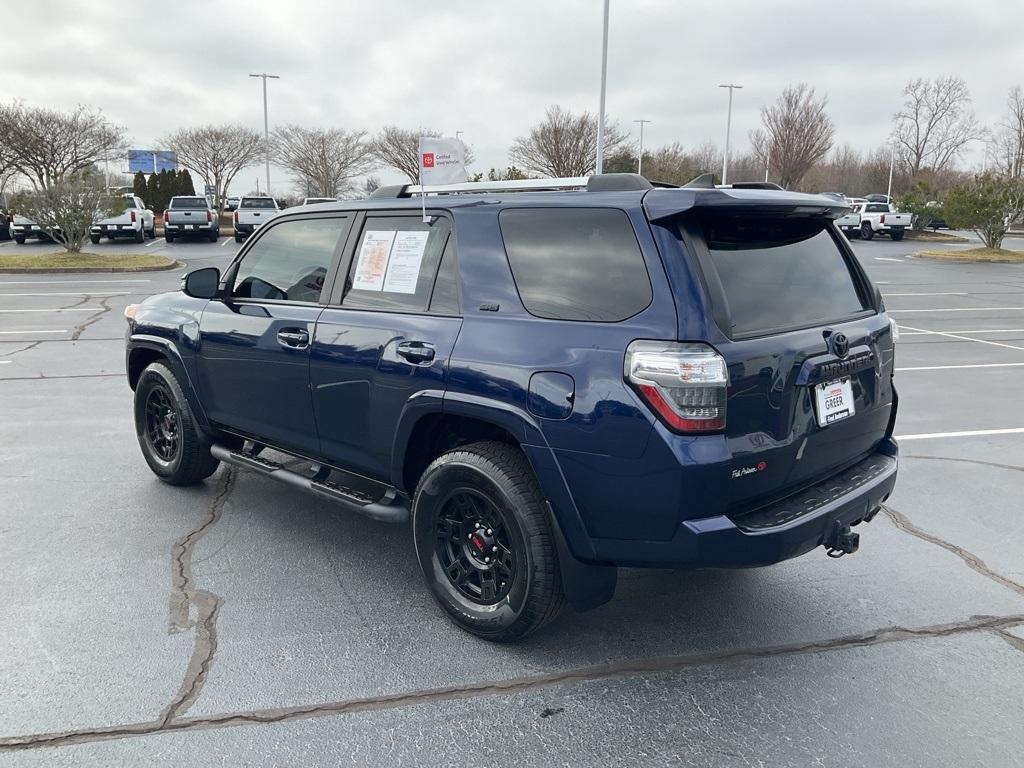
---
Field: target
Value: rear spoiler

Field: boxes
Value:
[642,188,849,223]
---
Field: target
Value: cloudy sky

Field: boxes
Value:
[10,0,1022,193]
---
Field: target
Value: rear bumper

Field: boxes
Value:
[233,223,258,234]
[92,224,140,236]
[587,439,898,567]
[165,223,216,233]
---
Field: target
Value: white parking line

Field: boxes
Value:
[0,291,127,297]
[0,280,150,285]
[0,329,68,335]
[0,360,11,364]
[883,292,967,297]
[875,257,904,263]
[221,237,232,247]
[0,308,104,313]
[889,307,1024,313]
[896,362,1024,372]
[898,324,1024,353]
[897,427,1024,441]
[899,328,1024,336]
[145,238,166,248]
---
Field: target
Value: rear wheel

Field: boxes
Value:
[234,233,243,243]
[165,232,175,243]
[860,222,874,241]
[890,228,905,241]
[14,235,25,245]
[208,229,218,242]
[90,235,101,244]
[135,226,145,243]
[134,361,219,485]
[412,441,565,642]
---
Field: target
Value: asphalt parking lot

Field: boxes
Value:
[1,232,1023,766]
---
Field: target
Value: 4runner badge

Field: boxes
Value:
[731,461,767,479]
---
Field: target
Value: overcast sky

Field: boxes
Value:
[10,0,1022,194]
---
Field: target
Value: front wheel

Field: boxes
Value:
[413,441,565,642]
[134,361,219,485]
[14,235,25,245]
[860,222,874,241]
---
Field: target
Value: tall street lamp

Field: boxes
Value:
[595,0,610,174]
[249,73,280,196]
[719,84,743,185]
[633,119,651,176]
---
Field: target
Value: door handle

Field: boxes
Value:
[396,341,435,364]
[277,329,309,349]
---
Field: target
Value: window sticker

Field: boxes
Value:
[352,230,396,291]
[382,231,430,294]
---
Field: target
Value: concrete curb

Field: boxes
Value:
[0,259,184,274]
[910,252,1024,265]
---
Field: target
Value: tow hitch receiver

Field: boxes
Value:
[825,521,860,558]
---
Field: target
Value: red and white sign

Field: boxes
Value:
[421,152,435,168]
[418,137,467,186]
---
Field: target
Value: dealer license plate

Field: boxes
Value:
[184,225,194,230]
[815,377,855,427]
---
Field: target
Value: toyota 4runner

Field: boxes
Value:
[125,173,899,641]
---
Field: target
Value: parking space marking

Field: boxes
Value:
[898,324,1024,353]
[0,291,128,297]
[897,427,1024,441]
[899,328,1024,336]
[0,279,150,285]
[883,292,967,297]
[896,362,1024,372]
[875,257,905,262]
[0,360,11,364]
[0,307,105,313]
[889,307,1024,313]
[221,237,232,247]
[0,329,68,335]
[145,238,166,247]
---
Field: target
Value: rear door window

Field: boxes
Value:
[499,208,651,322]
[172,197,208,210]
[697,217,869,337]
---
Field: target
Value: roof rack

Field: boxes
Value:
[369,173,653,199]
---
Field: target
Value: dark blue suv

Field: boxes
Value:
[125,173,898,641]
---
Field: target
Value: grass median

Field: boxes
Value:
[0,251,179,272]
[914,247,1024,263]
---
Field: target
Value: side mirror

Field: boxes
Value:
[182,267,221,299]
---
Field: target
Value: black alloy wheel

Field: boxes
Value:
[144,383,180,464]
[435,489,517,605]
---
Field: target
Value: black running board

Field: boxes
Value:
[210,444,409,523]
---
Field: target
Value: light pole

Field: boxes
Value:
[633,119,651,176]
[886,143,896,202]
[595,0,610,175]
[249,73,280,197]
[719,84,742,185]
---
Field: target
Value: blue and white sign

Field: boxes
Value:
[128,150,178,174]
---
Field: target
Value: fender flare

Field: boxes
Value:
[127,335,212,434]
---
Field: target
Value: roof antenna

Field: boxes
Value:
[682,172,716,189]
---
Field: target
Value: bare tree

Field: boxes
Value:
[993,86,1024,179]
[750,84,834,190]
[0,102,125,190]
[161,124,263,210]
[370,126,475,182]
[271,125,374,197]
[509,106,628,177]
[8,171,122,252]
[893,77,982,175]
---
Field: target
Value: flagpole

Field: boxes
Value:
[418,135,428,223]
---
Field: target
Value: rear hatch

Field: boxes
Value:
[646,190,896,514]
[237,198,277,225]
[168,197,210,225]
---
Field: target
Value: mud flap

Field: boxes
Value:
[547,503,617,611]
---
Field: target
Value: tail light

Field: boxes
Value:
[130,210,136,223]
[163,211,169,223]
[880,214,886,224]
[206,210,212,223]
[234,211,239,224]
[625,341,728,433]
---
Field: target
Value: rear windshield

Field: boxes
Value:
[241,198,277,209]
[864,203,889,212]
[171,197,208,209]
[698,217,869,337]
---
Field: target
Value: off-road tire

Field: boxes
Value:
[890,229,905,241]
[860,222,874,241]
[134,226,145,243]
[14,235,25,245]
[412,441,565,642]
[90,235,101,244]
[134,361,219,485]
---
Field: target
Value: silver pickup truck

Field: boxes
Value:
[163,196,219,243]
[233,196,279,242]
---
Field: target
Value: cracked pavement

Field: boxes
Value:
[2,235,1024,766]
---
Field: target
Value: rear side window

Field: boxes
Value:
[698,217,869,337]
[864,203,889,212]
[500,208,651,322]
[171,197,208,209]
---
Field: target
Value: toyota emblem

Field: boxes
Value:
[831,332,849,358]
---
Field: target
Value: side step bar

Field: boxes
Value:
[210,444,410,523]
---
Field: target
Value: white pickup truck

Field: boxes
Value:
[835,197,865,237]
[90,194,155,244]
[856,201,912,241]
[233,196,279,242]
[9,214,53,244]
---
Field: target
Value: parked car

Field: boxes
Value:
[300,197,338,206]
[124,173,898,641]
[163,196,219,243]
[233,196,279,242]
[835,197,865,237]
[91,194,156,244]
[225,196,241,211]
[9,213,57,244]
[858,201,912,241]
